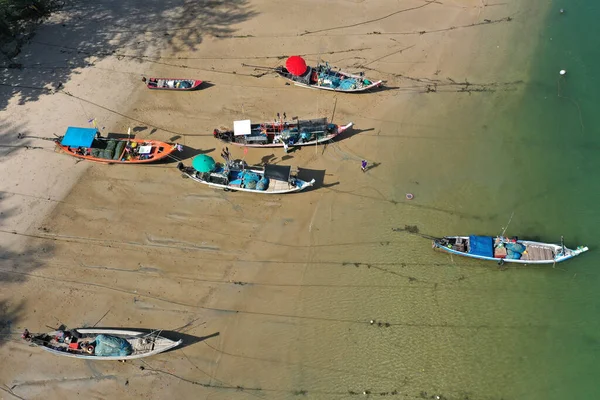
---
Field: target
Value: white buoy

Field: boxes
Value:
[560,70,566,76]
[560,9,564,14]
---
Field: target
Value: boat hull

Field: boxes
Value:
[216,122,354,148]
[286,78,383,92]
[55,138,177,164]
[275,66,382,92]
[146,78,203,91]
[179,163,314,194]
[433,236,589,264]
[27,328,182,360]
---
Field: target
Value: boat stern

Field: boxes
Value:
[338,122,354,133]
[574,245,590,256]
[297,178,316,192]
[555,245,589,263]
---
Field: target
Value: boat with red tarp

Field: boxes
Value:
[274,56,382,92]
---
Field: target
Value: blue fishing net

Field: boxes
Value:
[93,334,133,357]
[504,242,526,260]
[240,171,260,182]
[256,177,269,191]
[339,79,358,90]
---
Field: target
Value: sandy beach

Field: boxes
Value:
[0,0,551,398]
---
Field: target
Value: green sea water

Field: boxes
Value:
[425,1,600,398]
[503,1,600,398]
[296,2,600,399]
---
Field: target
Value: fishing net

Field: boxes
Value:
[240,171,260,182]
[505,242,526,260]
[339,79,358,90]
[93,334,133,357]
[113,141,126,160]
[256,177,269,191]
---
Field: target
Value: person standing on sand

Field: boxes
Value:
[361,160,368,172]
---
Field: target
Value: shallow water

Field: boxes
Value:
[290,1,600,399]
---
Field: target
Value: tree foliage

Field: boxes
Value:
[0,0,61,38]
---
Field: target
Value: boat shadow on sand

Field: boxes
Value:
[336,126,375,141]
[160,330,220,352]
[297,168,329,192]
[175,146,216,162]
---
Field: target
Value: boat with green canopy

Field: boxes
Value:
[178,154,314,194]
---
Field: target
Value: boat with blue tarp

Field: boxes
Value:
[177,154,314,194]
[55,126,179,164]
[274,56,382,93]
[22,327,181,360]
[433,235,588,264]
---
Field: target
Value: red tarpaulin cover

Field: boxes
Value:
[285,56,308,76]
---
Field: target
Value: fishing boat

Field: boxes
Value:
[55,127,179,164]
[274,56,382,92]
[213,117,354,148]
[21,328,182,360]
[143,77,203,91]
[177,154,315,194]
[432,235,589,264]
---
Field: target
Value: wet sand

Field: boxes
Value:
[0,0,549,398]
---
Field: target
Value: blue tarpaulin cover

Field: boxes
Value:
[60,127,97,148]
[468,235,494,257]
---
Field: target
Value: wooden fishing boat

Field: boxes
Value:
[177,155,314,194]
[55,127,179,164]
[143,77,203,91]
[22,328,182,360]
[274,56,382,93]
[213,118,354,148]
[433,235,589,264]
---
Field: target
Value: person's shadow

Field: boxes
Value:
[365,162,381,172]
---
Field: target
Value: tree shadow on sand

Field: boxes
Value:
[0,299,26,348]
[0,132,59,346]
[0,239,57,349]
[0,0,258,110]
[0,119,44,156]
